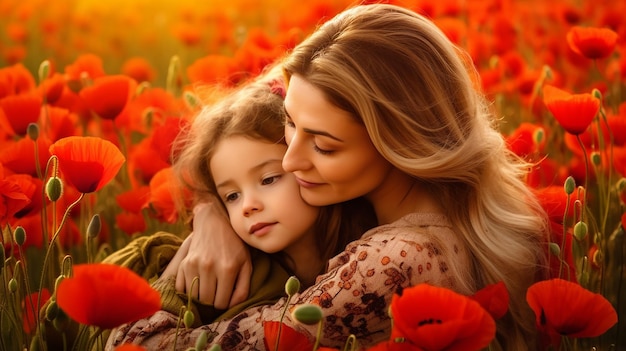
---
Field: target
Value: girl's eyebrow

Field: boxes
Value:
[284,106,344,142]
[215,159,282,189]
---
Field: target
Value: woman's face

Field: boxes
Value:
[283,74,393,207]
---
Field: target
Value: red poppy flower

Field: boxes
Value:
[566,26,618,60]
[186,54,240,86]
[79,75,137,120]
[542,85,599,135]
[115,212,146,236]
[263,321,313,351]
[6,173,42,217]
[388,284,495,351]
[56,263,161,329]
[0,166,31,226]
[505,122,545,157]
[49,136,125,193]
[526,279,617,348]
[0,63,36,98]
[42,106,79,142]
[64,53,106,92]
[121,57,156,83]
[114,344,147,351]
[145,167,184,224]
[470,281,509,320]
[128,138,170,184]
[0,136,52,177]
[22,288,51,334]
[150,117,189,164]
[38,72,66,104]
[0,92,43,135]
[116,186,150,213]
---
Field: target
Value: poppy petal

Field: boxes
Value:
[49,136,125,193]
[390,284,496,351]
[263,321,313,351]
[526,279,617,339]
[56,263,161,329]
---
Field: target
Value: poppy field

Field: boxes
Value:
[1,0,625,350]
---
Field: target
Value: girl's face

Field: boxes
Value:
[210,135,320,255]
[283,74,393,207]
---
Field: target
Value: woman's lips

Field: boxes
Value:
[295,177,321,188]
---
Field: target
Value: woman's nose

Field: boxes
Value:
[282,133,309,173]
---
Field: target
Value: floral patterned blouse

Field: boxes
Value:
[105,212,471,350]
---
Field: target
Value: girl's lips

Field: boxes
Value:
[295,177,321,188]
[249,222,276,236]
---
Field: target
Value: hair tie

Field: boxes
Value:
[269,78,286,98]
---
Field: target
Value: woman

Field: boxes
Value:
[109,4,549,350]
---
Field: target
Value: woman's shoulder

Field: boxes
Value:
[360,212,455,241]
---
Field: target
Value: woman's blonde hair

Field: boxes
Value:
[172,64,376,271]
[282,4,549,349]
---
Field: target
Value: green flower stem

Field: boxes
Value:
[37,192,85,351]
[173,305,186,351]
[312,320,323,351]
[275,292,294,350]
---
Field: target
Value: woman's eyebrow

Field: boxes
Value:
[284,106,344,142]
[302,127,343,142]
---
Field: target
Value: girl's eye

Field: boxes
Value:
[224,192,239,203]
[261,175,281,185]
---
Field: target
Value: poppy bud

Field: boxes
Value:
[184,91,200,110]
[136,81,151,95]
[208,345,222,351]
[574,221,588,241]
[195,331,208,350]
[592,88,602,101]
[14,226,26,246]
[591,152,601,167]
[533,128,544,145]
[549,242,561,257]
[46,299,59,321]
[53,308,70,332]
[27,123,39,141]
[8,278,18,293]
[285,276,300,297]
[564,176,576,195]
[184,309,195,328]
[38,60,50,82]
[46,176,63,202]
[292,304,323,325]
[617,178,626,191]
[87,214,101,238]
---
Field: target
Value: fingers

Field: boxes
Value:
[229,260,253,308]
[196,270,217,305]
[162,234,192,279]
[212,269,237,309]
